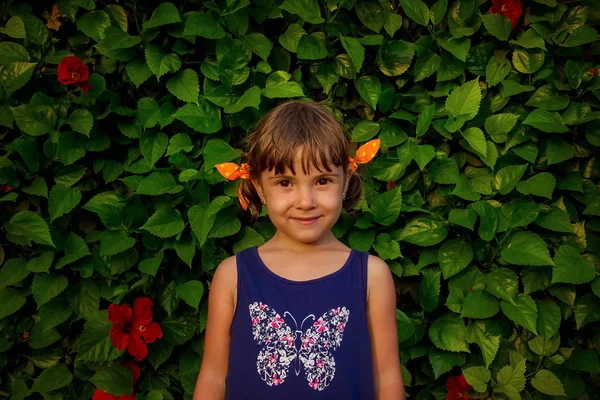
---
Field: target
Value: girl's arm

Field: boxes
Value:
[193,256,238,400]
[367,255,405,399]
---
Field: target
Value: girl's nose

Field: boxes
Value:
[296,187,317,208]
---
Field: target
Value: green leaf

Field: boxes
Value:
[0,62,36,93]
[174,99,222,133]
[373,233,401,260]
[11,104,57,136]
[145,43,181,79]
[486,55,511,87]
[430,0,448,24]
[183,12,226,39]
[399,0,429,26]
[103,26,141,50]
[546,137,574,165]
[0,42,30,64]
[416,104,435,137]
[280,0,324,24]
[501,294,538,334]
[224,86,261,114]
[48,184,82,222]
[429,158,459,184]
[419,269,441,312]
[495,360,526,400]
[428,313,470,352]
[516,173,555,199]
[354,76,381,110]
[68,280,100,318]
[78,11,111,41]
[7,211,54,247]
[429,348,465,379]
[140,131,168,167]
[512,49,545,74]
[438,240,473,279]
[279,24,306,53]
[448,209,477,230]
[501,231,553,266]
[528,333,560,356]
[493,164,528,195]
[141,207,185,238]
[27,252,53,273]
[446,78,481,122]
[56,233,90,269]
[136,172,177,196]
[242,33,273,61]
[481,14,512,41]
[30,364,72,393]
[378,40,415,77]
[466,321,500,367]
[574,295,600,329]
[127,58,153,88]
[398,215,448,246]
[414,49,440,82]
[485,268,518,305]
[552,245,596,284]
[90,365,133,396]
[523,109,568,133]
[355,1,384,33]
[560,25,598,47]
[510,29,546,50]
[371,187,402,226]
[462,290,500,319]
[484,113,518,143]
[297,34,327,60]
[32,272,68,308]
[77,310,124,360]
[142,2,180,30]
[100,230,135,257]
[341,36,365,72]
[0,16,26,39]
[0,288,27,319]
[461,127,487,157]
[167,69,199,104]
[261,71,304,98]
[409,143,435,171]
[531,370,566,396]
[188,205,216,248]
[67,108,94,136]
[139,251,164,277]
[535,206,574,233]
[176,280,204,309]
[0,258,29,287]
[537,300,561,338]
[463,366,491,392]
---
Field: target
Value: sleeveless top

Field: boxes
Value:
[225,246,375,399]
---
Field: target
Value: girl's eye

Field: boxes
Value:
[276,180,291,187]
[317,178,331,185]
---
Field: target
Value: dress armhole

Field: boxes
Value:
[361,251,369,318]
[228,251,243,336]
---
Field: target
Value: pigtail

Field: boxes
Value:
[342,172,364,212]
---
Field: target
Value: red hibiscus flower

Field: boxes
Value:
[57,56,92,93]
[489,0,522,29]
[93,360,140,400]
[446,374,472,400]
[0,184,11,193]
[109,297,163,361]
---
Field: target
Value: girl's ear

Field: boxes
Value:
[251,178,264,198]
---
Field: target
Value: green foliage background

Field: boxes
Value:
[1,0,600,398]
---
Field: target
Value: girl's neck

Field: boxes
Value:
[263,231,344,254]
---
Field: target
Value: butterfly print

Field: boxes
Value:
[248,302,350,391]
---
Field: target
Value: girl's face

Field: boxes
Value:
[253,147,352,247]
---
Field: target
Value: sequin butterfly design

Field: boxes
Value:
[249,302,350,391]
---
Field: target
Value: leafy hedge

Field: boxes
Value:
[1,0,600,399]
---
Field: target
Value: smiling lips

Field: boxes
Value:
[294,216,320,225]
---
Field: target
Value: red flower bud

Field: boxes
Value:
[590,67,598,76]
[57,56,92,93]
[0,184,11,193]
[387,180,396,190]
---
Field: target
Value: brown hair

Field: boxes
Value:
[238,100,364,220]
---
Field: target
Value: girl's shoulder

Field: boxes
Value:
[211,254,238,295]
[363,253,393,299]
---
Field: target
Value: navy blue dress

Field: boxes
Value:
[224,246,374,399]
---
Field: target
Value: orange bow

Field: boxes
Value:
[214,139,380,210]
[348,139,380,173]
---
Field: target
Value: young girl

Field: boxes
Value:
[193,101,404,399]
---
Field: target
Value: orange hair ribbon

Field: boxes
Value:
[215,162,251,210]
[214,138,380,210]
